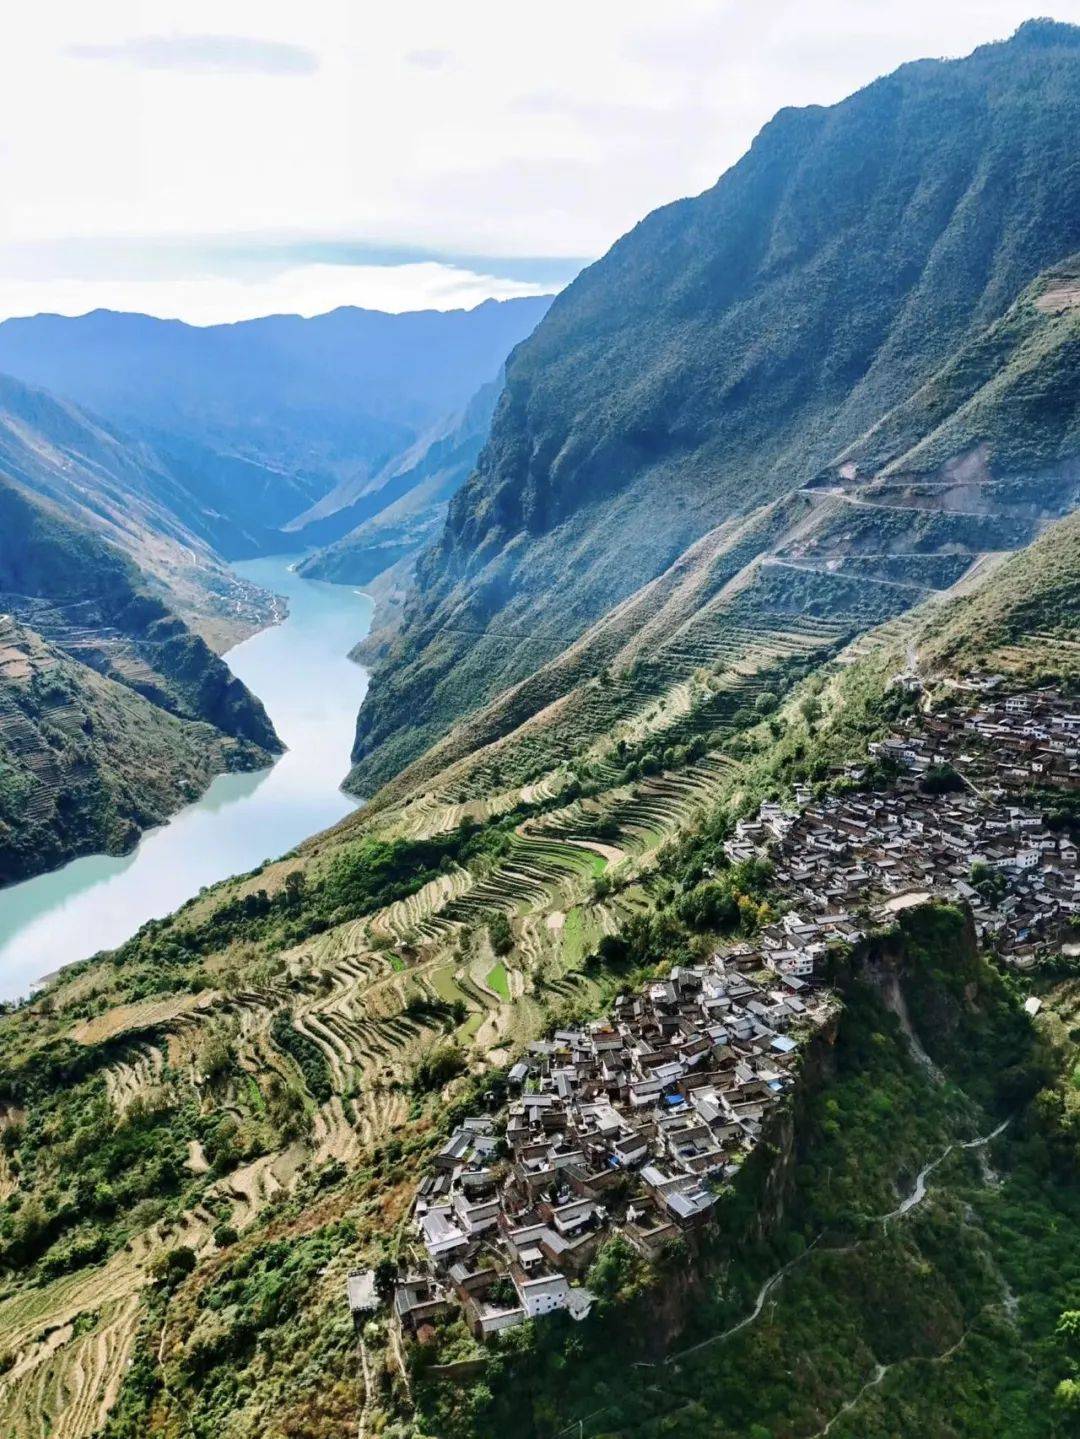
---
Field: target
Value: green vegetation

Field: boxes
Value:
[0,1040,197,1280]
[918,510,1080,682]
[269,1010,332,1104]
[485,961,510,1000]
[351,20,1080,794]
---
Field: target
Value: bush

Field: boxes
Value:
[412,1045,467,1095]
[488,913,513,956]
[149,1245,197,1287]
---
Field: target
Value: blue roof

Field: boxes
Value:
[664,1094,686,1107]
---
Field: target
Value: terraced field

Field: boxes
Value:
[0,630,783,1439]
[7,450,1073,1438]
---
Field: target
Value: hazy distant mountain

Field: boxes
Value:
[350,19,1080,793]
[0,297,553,533]
[296,375,503,583]
[0,373,277,646]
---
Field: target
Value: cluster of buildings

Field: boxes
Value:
[380,954,835,1343]
[725,687,1078,964]
[349,686,1076,1347]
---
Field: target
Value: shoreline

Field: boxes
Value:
[0,556,374,1004]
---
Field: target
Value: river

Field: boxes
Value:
[0,556,373,1000]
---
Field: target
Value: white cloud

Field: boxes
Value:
[1,0,1079,321]
[65,33,319,75]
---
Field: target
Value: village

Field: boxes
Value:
[350,686,1078,1347]
[376,945,838,1344]
[726,684,1079,966]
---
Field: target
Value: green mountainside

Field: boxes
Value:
[348,249,1080,804]
[0,479,280,880]
[0,481,1073,1438]
[351,20,1080,794]
[0,618,269,886]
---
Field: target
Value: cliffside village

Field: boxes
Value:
[349,686,1077,1345]
[366,951,838,1345]
[726,685,1078,966]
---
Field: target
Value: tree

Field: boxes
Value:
[488,912,513,955]
[411,1045,467,1094]
[799,694,822,725]
[148,1245,196,1287]
[373,1257,398,1303]
[922,763,965,795]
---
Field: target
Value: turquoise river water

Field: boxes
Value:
[0,556,373,1000]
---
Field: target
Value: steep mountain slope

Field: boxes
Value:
[0,480,280,880]
[352,20,1080,792]
[0,374,274,648]
[351,243,1080,798]
[914,506,1080,681]
[0,617,268,885]
[0,298,552,534]
[296,376,502,584]
[0,479,1073,1438]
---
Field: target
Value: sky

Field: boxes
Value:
[1,0,1079,323]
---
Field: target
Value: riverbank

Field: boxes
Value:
[0,556,374,1001]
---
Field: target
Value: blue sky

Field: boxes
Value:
[1,0,1078,322]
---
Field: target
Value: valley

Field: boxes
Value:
[0,19,1076,1439]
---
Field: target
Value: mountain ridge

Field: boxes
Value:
[349,22,1080,793]
[0,296,553,544]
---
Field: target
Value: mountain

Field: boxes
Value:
[3,26,1080,1439]
[914,504,1080,679]
[0,617,268,886]
[346,240,1080,807]
[0,373,276,649]
[0,297,553,541]
[0,484,1074,1438]
[350,19,1080,794]
[295,375,503,585]
[0,478,280,880]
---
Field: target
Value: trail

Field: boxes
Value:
[657,1115,1010,1369]
[874,1117,1010,1228]
[808,1309,985,1438]
[357,1335,372,1439]
[814,1364,887,1437]
[661,1240,822,1366]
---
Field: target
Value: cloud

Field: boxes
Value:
[222,239,587,289]
[405,48,454,71]
[64,33,319,77]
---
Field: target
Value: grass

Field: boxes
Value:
[485,962,510,1001]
